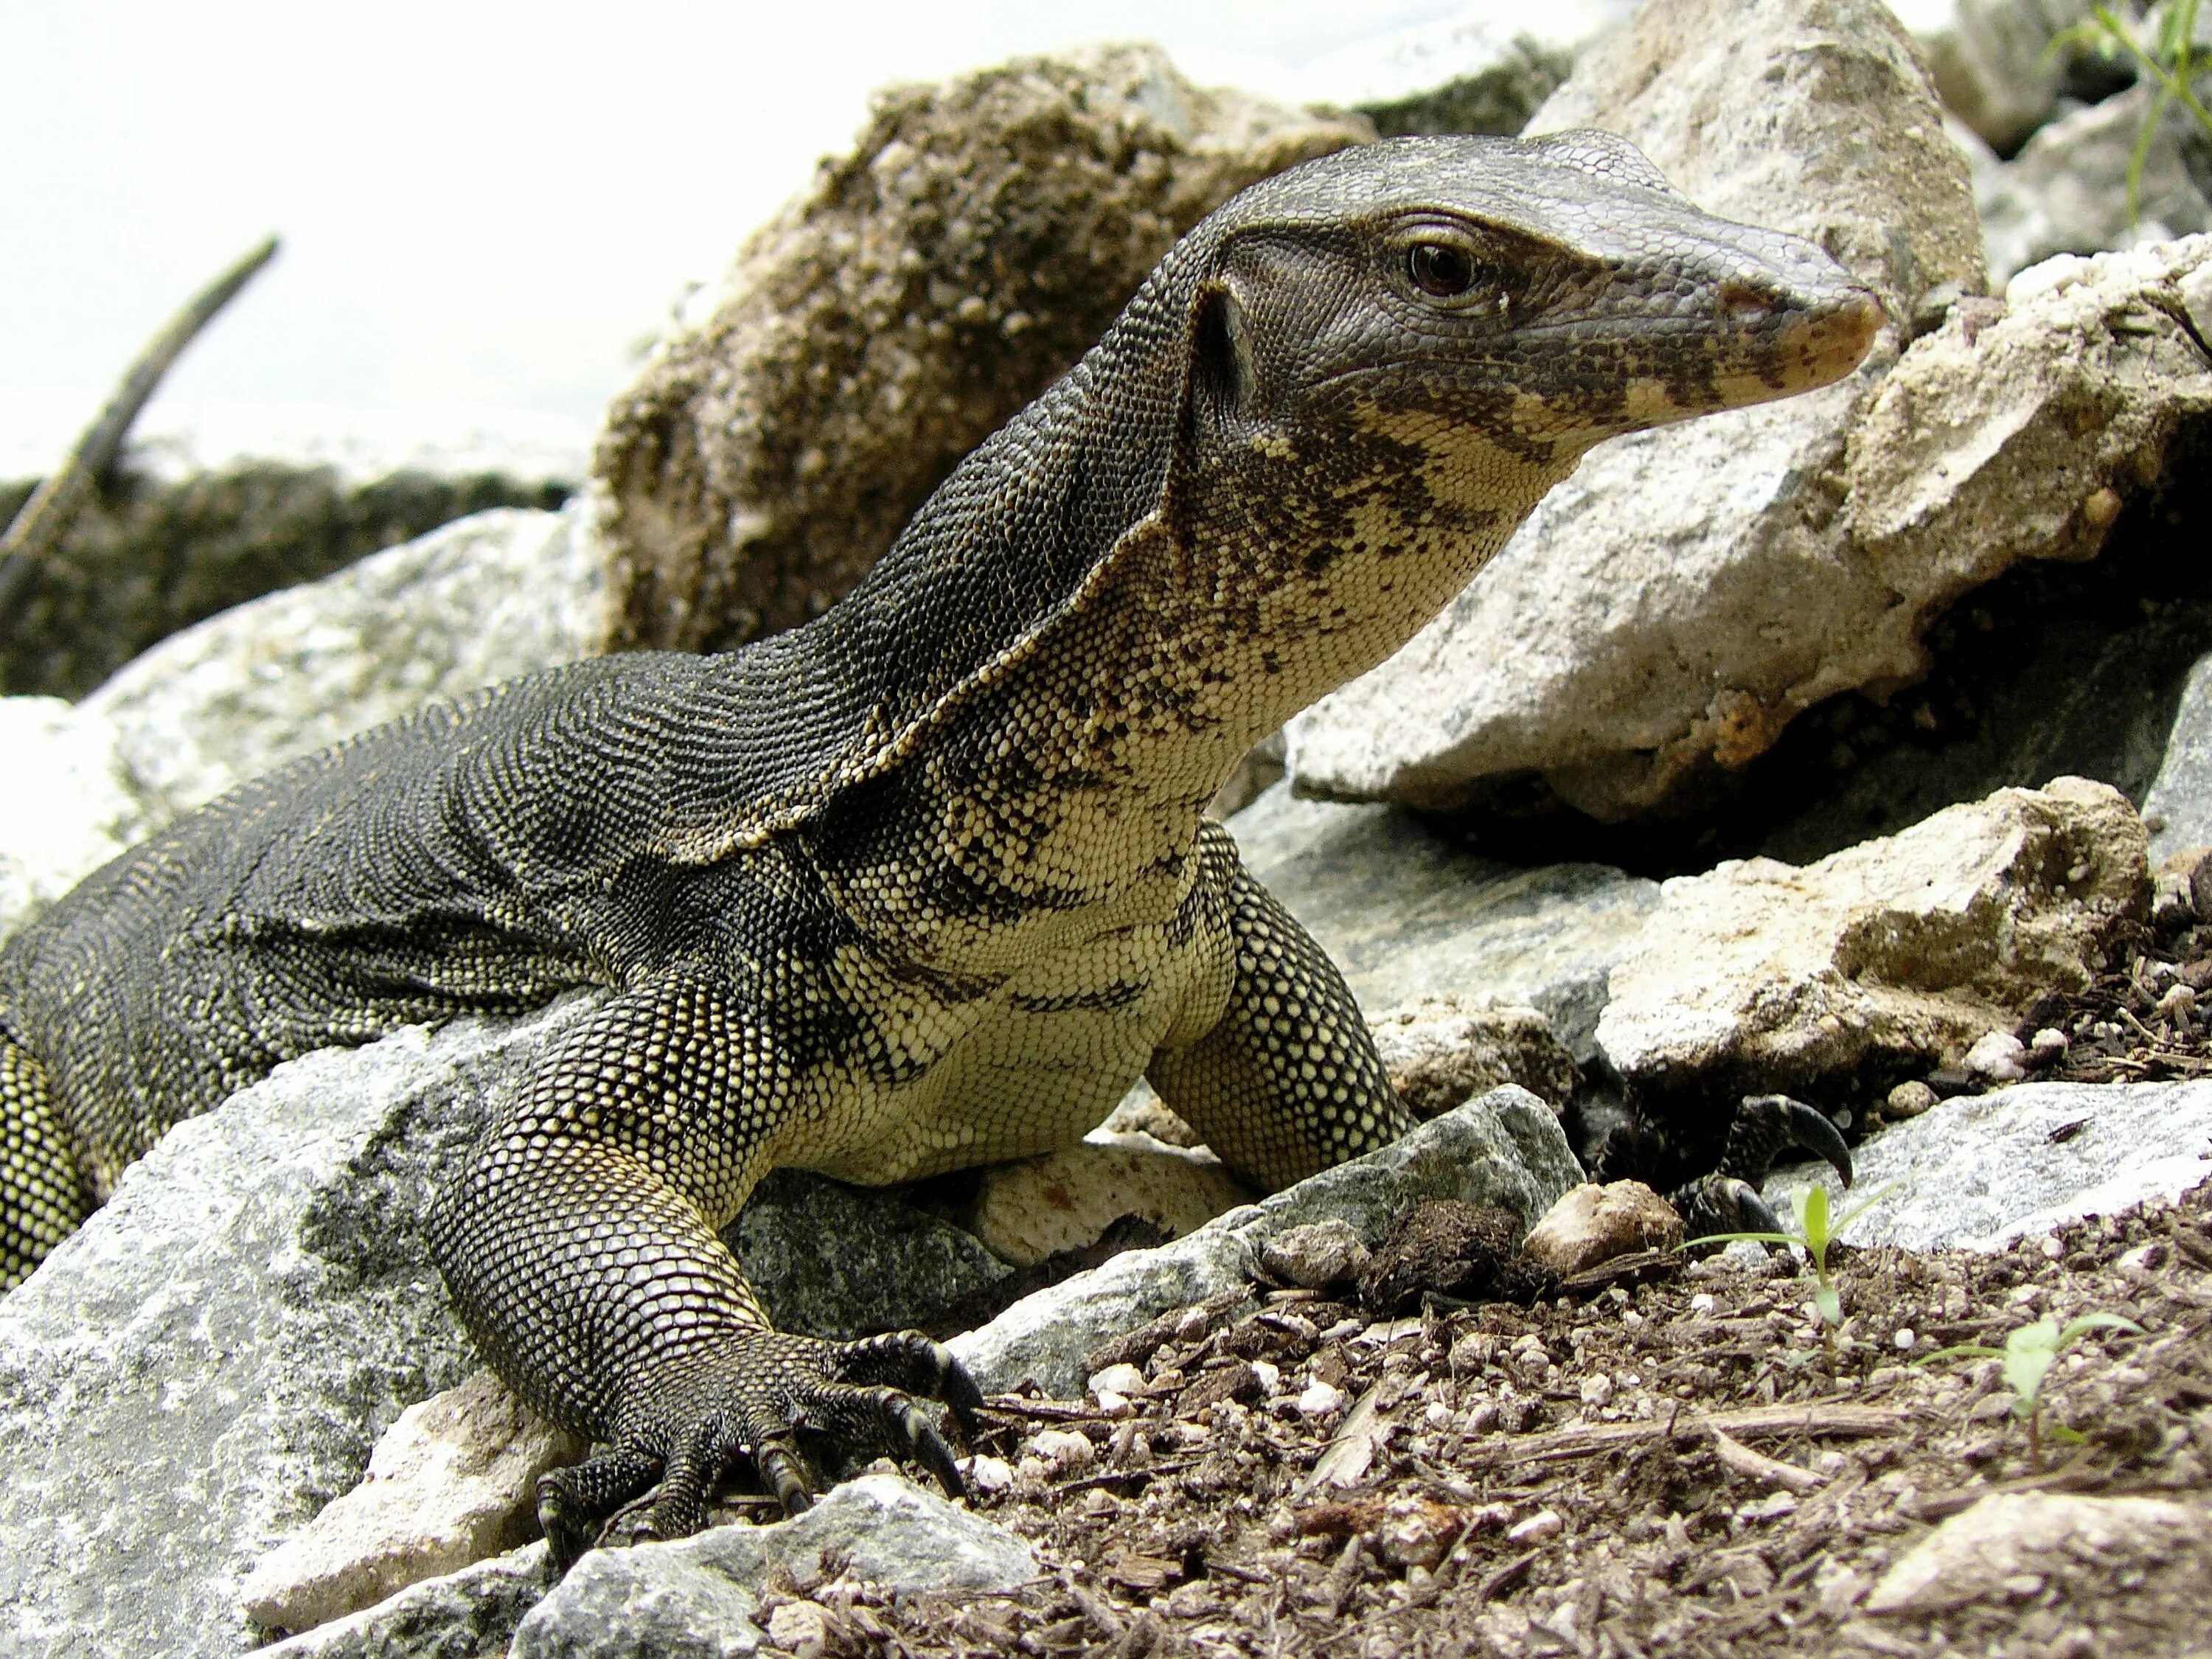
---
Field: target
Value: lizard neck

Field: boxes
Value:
[800,392,1582,977]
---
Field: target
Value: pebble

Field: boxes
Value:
[1964,1031,2028,1083]
[1893,1327,1916,1350]
[1296,1380,1347,1419]
[2029,1027,2069,1060]
[2040,1234,2065,1260]
[1579,1374,1615,1408]
[1251,1360,1281,1397]
[2117,1242,2169,1273]
[1690,1293,1718,1315]
[1886,1080,1940,1119]
[1088,1363,1147,1399]
[2156,983,2197,1020]
[1506,1509,1563,1544]
[964,1455,1015,1494]
[1032,1428,1096,1471]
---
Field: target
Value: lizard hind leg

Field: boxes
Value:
[1,1028,88,1291]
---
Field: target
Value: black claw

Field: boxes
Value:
[1721,1094,1854,1191]
[758,1437,814,1515]
[1723,1178,1784,1237]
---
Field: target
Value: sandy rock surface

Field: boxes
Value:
[1598,776,2149,1103]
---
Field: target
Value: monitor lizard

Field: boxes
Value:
[0,133,1879,1567]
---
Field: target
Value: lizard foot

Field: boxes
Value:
[1669,1093,1854,1239]
[536,1328,982,1572]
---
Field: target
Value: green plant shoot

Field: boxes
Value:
[1919,1311,2145,1471]
[1683,1180,1897,1337]
[2052,1,2212,224]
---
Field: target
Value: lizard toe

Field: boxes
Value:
[826,1329,983,1443]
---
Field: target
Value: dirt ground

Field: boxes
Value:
[747,1176,2212,1659]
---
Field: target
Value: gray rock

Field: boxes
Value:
[256,1545,551,1659]
[728,1169,1011,1340]
[82,503,609,818]
[591,43,1366,657]
[1599,778,2148,1103]
[1287,0,1983,822]
[240,1371,582,1640]
[0,995,601,1659]
[1975,86,2212,288]
[2144,647,2212,864]
[1228,783,1659,1060]
[508,1476,1038,1659]
[1764,1079,2212,1251]
[1923,0,2110,155]
[1860,1492,2212,1644]
[0,697,150,944]
[948,1087,1582,1397]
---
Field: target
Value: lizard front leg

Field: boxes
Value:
[425,973,978,1570]
[1146,827,1412,1191]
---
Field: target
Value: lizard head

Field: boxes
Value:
[1148,131,1883,727]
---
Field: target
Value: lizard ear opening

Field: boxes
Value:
[1188,281,1252,432]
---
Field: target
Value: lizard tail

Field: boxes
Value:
[1,1019,86,1291]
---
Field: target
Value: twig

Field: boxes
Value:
[0,235,279,618]
[1470,1548,1540,1605]
[1459,1402,1902,1470]
[1708,1423,1825,1492]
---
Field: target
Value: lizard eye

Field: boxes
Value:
[1407,240,1477,299]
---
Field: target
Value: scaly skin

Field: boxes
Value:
[0,133,1879,1564]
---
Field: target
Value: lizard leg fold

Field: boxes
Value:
[425,976,975,1568]
[1,1026,87,1292]
[1146,844,1410,1191]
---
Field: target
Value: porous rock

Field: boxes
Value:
[1858,1492,2212,1650]
[950,1087,1582,1397]
[1227,782,1659,1060]
[83,504,608,819]
[590,43,1366,655]
[240,1371,583,1638]
[1597,777,2149,1102]
[1287,0,1983,821]
[508,1475,1038,1659]
[947,1133,1257,1267]
[1767,1078,2212,1252]
[1520,1180,1683,1278]
[0,695,150,943]
[1369,994,1580,1115]
[1973,86,2212,288]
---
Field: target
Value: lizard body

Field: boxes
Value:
[0,134,1877,1561]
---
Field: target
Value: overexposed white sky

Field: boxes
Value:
[1,0,1955,476]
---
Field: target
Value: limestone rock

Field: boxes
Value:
[951,1135,1257,1267]
[255,1545,551,1659]
[1288,0,1984,821]
[508,1476,1037,1659]
[1227,783,1660,1060]
[949,1087,1582,1397]
[1766,1078,2212,1252]
[591,43,1366,655]
[0,696,150,943]
[1520,1180,1683,1277]
[0,995,602,1659]
[82,503,608,818]
[1975,87,2212,288]
[240,1371,583,1639]
[1369,995,1580,1115]
[1598,778,2149,1102]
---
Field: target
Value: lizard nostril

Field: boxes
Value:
[1717,279,1773,323]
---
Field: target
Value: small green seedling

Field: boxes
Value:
[1685,1181,1897,1344]
[1918,1312,2145,1472]
[2053,1,2212,223]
